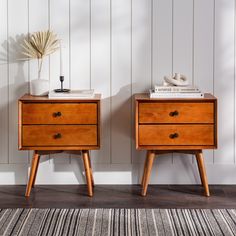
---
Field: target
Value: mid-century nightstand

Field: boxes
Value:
[135,93,217,197]
[18,94,101,197]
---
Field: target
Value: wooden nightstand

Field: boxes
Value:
[135,93,217,197]
[18,94,101,197]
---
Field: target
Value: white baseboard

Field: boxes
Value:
[0,161,235,185]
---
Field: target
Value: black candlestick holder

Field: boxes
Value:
[54,76,70,93]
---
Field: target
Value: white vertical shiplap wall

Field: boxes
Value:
[172,0,193,170]
[49,0,70,164]
[152,0,173,168]
[70,0,90,90]
[28,0,50,166]
[0,0,236,184]
[8,0,29,164]
[131,0,152,164]
[0,0,8,164]
[215,0,235,164]
[91,0,111,164]
[111,0,132,164]
[194,0,214,164]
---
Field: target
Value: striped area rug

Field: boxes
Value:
[0,209,235,236]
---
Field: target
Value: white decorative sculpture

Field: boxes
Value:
[163,73,189,86]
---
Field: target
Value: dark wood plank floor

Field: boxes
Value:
[0,185,235,209]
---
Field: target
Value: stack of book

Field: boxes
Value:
[150,86,204,98]
[49,89,95,99]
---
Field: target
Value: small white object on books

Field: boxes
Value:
[149,89,204,98]
[163,73,189,86]
[49,89,95,99]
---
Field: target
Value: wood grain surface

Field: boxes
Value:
[139,124,214,146]
[22,125,97,147]
[22,103,98,125]
[139,102,214,124]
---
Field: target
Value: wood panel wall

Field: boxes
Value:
[0,0,236,184]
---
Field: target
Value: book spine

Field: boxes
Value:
[150,93,204,98]
[154,87,199,93]
[48,96,95,99]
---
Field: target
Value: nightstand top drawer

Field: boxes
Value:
[139,102,214,124]
[22,103,98,125]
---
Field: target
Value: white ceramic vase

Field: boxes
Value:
[30,79,50,96]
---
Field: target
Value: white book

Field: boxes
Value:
[154,85,200,93]
[150,90,204,98]
[49,89,95,99]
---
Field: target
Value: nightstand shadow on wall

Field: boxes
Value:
[51,85,134,187]
[52,85,133,185]
[0,34,30,185]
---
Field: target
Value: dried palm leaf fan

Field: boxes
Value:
[22,30,60,79]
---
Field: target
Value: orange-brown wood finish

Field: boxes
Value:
[139,102,214,124]
[82,150,93,197]
[19,94,101,197]
[32,153,40,188]
[141,150,155,196]
[22,103,97,125]
[25,152,40,197]
[22,125,97,147]
[139,124,214,146]
[196,151,210,196]
[141,152,149,187]
[19,95,101,150]
[88,151,94,187]
[135,93,217,197]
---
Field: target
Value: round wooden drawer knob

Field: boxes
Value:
[169,110,179,117]
[53,111,62,117]
[169,133,179,139]
[54,133,62,139]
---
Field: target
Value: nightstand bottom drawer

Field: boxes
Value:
[139,125,214,146]
[22,125,97,146]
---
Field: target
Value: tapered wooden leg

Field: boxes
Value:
[82,150,93,197]
[88,151,94,187]
[196,152,203,187]
[141,152,149,187]
[25,152,40,197]
[32,154,40,188]
[195,151,210,197]
[141,150,155,196]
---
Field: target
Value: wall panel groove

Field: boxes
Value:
[152,0,173,166]
[111,0,132,164]
[131,0,152,165]
[172,0,193,166]
[194,0,214,164]
[214,0,234,164]
[91,0,111,164]
[49,0,70,164]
